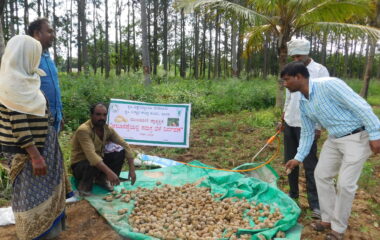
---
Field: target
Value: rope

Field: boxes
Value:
[173,130,282,173]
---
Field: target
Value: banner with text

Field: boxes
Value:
[108,99,191,148]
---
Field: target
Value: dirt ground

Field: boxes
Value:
[1,163,379,240]
[1,113,380,240]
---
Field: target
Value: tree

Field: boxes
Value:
[132,0,137,72]
[230,17,237,77]
[78,0,89,75]
[0,0,7,62]
[115,0,121,75]
[140,0,151,85]
[91,0,98,74]
[23,0,29,33]
[177,0,380,106]
[105,0,110,78]
[213,11,220,78]
[126,0,131,72]
[360,0,380,98]
[162,0,169,73]
[52,0,57,64]
[9,0,16,36]
[37,0,41,16]
[77,0,82,72]
[180,8,186,78]
[64,0,74,73]
[193,12,199,78]
[153,0,159,75]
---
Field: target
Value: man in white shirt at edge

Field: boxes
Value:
[280,39,329,219]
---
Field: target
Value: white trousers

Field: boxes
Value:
[314,131,372,233]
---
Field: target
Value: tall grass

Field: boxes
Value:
[60,73,277,130]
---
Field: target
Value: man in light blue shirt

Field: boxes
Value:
[28,18,63,132]
[281,39,329,219]
[282,61,380,240]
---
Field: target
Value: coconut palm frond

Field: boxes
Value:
[248,0,283,13]
[307,22,380,40]
[173,0,203,12]
[245,24,274,52]
[299,1,369,24]
[174,0,271,24]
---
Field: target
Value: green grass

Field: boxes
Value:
[346,79,380,107]
[373,107,380,118]
[60,74,277,130]
[0,163,12,207]
[59,130,74,175]
[242,108,281,128]
[368,95,380,106]
[358,160,380,193]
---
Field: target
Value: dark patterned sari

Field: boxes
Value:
[5,126,73,240]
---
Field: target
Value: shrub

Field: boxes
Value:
[60,74,276,130]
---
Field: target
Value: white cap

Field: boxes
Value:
[287,39,310,56]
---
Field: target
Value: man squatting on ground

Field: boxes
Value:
[28,18,64,132]
[281,38,329,219]
[282,61,380,240]
[71,103,137,196]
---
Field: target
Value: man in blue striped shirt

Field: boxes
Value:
[281,61,380,240]
[282,39,329,219]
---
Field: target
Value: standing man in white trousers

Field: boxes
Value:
[282,61,380,240]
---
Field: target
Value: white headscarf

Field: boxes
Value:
[287,39,310,56]
[0,35,47,117]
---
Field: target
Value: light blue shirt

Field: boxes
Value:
[294,77,380,162]
[39,51,63,131]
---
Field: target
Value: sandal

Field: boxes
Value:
[325,231,344,240]
[310,221,331,232]
[312,209,321,219]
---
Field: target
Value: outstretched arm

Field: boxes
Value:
[95,161,120,186]
[110,128,136,185]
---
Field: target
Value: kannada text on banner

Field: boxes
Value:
[107,99,191,148]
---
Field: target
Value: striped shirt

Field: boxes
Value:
[0,104,48,154]
[284,59,329,127]
[294,77,380,162]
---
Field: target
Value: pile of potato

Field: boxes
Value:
[103,183,285,240]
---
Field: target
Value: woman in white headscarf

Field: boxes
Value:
[0,35,72,240]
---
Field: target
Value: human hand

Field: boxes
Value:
[107,171,120,186]
[285,159,300,175]
[31,155,47,176]
[369,139,380,154]
[276,121,285,132]
[315,130,321,140]
[128,168,137,185]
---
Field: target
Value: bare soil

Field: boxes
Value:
[1,112,379,240]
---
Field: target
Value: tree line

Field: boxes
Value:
[0,0,379,103]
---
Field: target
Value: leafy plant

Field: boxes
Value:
[0,164,12,206]
[60,74,276,130]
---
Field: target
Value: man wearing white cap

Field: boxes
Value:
[280,38,329,219]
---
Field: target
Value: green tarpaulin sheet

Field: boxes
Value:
[77,161,301,240]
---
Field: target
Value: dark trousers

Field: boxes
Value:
[284,122,319,210]
[71,150,125,192]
